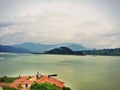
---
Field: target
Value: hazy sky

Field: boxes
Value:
[0,0,120,48]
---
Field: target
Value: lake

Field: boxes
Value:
[0,53,120,90]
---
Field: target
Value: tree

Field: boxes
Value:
[3,86,16,90]
[62,87,71,90]
[30,82,60,90]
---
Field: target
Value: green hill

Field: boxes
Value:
[45,47,85,55]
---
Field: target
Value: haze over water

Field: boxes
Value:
[0,53,120,90]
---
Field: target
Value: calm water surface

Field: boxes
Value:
[0,53,120,90]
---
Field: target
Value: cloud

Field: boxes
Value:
[0,1,119,48]
[0,22,16,28]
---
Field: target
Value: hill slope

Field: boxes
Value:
[0,45,29,53]
[45,47,85,55]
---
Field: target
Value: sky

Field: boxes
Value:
[0,0,120,48]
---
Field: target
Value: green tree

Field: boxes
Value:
[0,76,16,83]
[62,87,71,90]
[3,86,16,90]
[30,82,60,90]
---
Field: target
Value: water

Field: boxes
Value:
[0,53,120,90]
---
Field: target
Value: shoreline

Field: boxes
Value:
[0,52,120,56]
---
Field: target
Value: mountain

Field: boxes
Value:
[45,47,120,56]
[1,43,119,56]
[45,47,85,55]
[45,47,74,54]
[66,43,88,51]
[0,45,29,53]
[13,42,89,53]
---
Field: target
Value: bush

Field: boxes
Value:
[3,86,16,90]
[30,82,60,90]
[0,76,16,83]
[17,84,23,90]
[62,87,71,90]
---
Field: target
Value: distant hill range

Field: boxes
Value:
[45,47,85,55]
[0,45,29,53]
[0,42,120,56]
[13,42,89,53]
[83,48,120,56]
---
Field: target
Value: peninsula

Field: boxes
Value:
[0,73,71,90]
